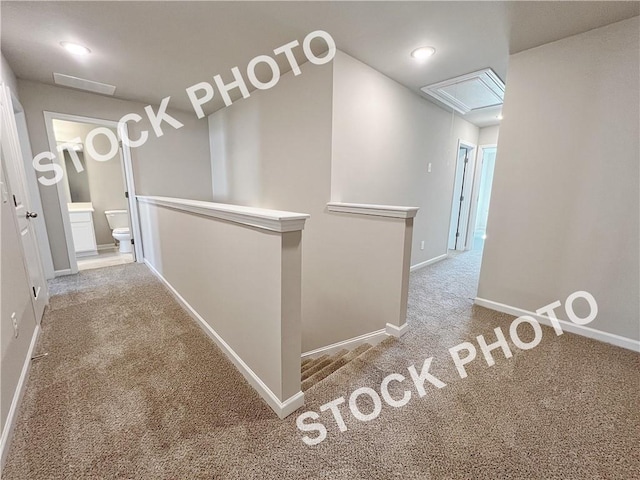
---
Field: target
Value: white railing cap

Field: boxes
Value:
[137,196,310,233]
[327,202,419,219]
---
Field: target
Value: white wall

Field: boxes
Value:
[478,17,640,342]
[209,59,414,351]
[478,125,500,146]
[0,165,39,458]
[0,54,39,468]
[331,51,479,265]
[17,80,212,271]
[138,199,303,411]
[1,53,18,94]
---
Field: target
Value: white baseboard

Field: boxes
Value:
[386,322,409,338]
[302,328,388,360]
[410,253,448,272]
[143,259,304,419]
[0,325,41,471]
[54,268,72,277]
[475,297,640,353]
[97,244,117,251]
[75,250,98,258]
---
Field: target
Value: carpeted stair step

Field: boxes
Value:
[301,349,347,380]
[301,347,350,375]
[328,348,350,363]
[302,343,373,391]
[302,357,334,380]
[301,357,314,368]
[301,354,329,375]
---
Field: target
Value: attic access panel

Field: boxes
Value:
[420,68,505,114]
[53,73,117,96]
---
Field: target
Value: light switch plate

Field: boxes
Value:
[12,312,18,338]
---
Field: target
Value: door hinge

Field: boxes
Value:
[13,194,17,207]
[125,191,129,199]
[32,286,37,298]
[130,238,135,245]
[460,195,464,202]
[455,232,460,237]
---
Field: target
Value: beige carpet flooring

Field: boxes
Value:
[3,246,639,479]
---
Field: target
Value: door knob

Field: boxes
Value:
[26,211,38,219]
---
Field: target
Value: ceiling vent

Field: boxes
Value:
[420,68,504,115]
[53,73,116,96]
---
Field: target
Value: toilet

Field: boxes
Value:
[104,210,132,253]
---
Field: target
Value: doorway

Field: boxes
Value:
[470,146,497,244]
[43,113,143,273]
[448,140,477,251]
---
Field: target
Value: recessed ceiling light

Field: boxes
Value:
[60,41,91,56]
[411,46,436,60]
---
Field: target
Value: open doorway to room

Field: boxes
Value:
[448,140,477,251]
[442,139,499,297]
[44,113,142,272]
[448,141,498,254]
[467,145,497,251]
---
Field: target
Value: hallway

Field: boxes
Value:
[4,252,639,479]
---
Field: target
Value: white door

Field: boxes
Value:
[1,83,48,321]
[13,96,55,279]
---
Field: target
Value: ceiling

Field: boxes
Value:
[2,1,638,128]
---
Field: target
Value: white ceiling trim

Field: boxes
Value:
[420,69,505,115]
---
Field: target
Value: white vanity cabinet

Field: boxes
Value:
[68,203,98,257]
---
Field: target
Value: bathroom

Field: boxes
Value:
[52,118,134,271]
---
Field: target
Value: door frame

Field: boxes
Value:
[43,111,143,273]
[447,139,477,251]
